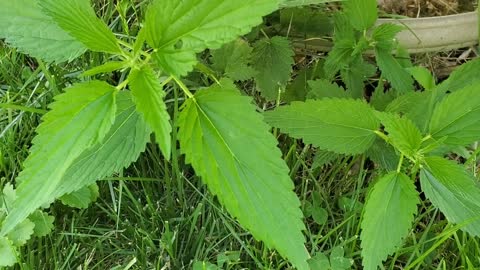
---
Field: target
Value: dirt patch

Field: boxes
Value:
[378,0,477,17]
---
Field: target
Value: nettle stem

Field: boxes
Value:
[172,76,194,98]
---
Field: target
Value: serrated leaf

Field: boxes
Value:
[0,237,17,266]
[59,184,98,209]
[211,39,256,81]
[282,63,324,103]
[421,157,480,236]
[370,89,397,111]
[340,57,376,98]
[1,81,117,236]
[265,99,380,154]
[366,138,399,171]
[361,172,419,270]
[144,0,278,76]
[307,79,349,99]
[52,91,151,199]
[7,219,34,246]
[178,82,309,270]
[312,150,341,169]
[82,61,127,77]
[0,0,86,63]
[436,58,480,93]
[429,85,480,146]
[375,48,414,93]
[40,0,121,54]
[128,66,171,158]
[376,113,423,159]
[252,36,295,100]
[372,23,404,50]
[330,246,352,270]
[343,0,378,31]
[332,13,355,42]
[324,39,355,79]
[308,253,330,270]
[406,66,435,90]
[29,210,54,237]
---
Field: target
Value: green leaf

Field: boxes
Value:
[193,261,220,270]
[252,36,295,100]
[0,0,85,62]
[211,39,256,81]
[0,237,17,267]
[128,66,171,158]
[1,81,117,236]
[29,210,54,237]
[330,246,352,270]
[366,138,399,171]
[40,0,121,54]
[429,85,480,146]
[370,89,397,111]
[82,61,127,77]
[264,99,380,154]
[371,23,404,50]
[307,79,349,99]
[421,157,480,236]
[375,48,414,93]
[282,62,324,103]
[52,91,151,200]
[340,57,376,99]
[436,58,480,93]
[144,0,278,76]
[7,219,34,246]
[376,113,423,159]
[308,253,330,270]
[406,66,435,90]
[361,172,419,270]
[280,0,333,7]
[312,150,341,169]
[178,81,309,270]
[343,0,378,31]
[324,39,355,79]
[59,184,99,209]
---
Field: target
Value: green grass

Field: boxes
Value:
[2,1,480,269]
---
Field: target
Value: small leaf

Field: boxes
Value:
[193,261,220,270]
[211,39,256,81]
[324,40,355,78]
[1,81,117,236]
[7,219,34,246]
[361,172,419,270]
[375,48,414,93]
[252,36,295,100]
[308,253,330,270]
[376,112,423,159]
[370,88,397,111]
[330,246,352,270]
[421,157,480,236]
[371,23,404,50]
[429,85,480,146]
[0,0,85,62]
[152,47,198,77]
[343,0,378,31]
[128,66,171,158]
[307,79,349,99]
[40,0,121,54]
[59,184,99,209]
[406,66,435,90]
[178,81,309,270]
[82,61,127,77]
[29,210,54,237]
[0,237,17,266]
[264,99,380,155]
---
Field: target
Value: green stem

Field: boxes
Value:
[172,76,194,98]
[374,130,389,142]
[396,154,404,173]
[116,79,130,91]
[0,103,47,114]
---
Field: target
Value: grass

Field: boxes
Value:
[1,1,480,269]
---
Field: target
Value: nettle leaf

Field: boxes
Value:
[29,210,54,237]
[40,0,121,54]
[211,39,257,81]
[152,47,198,77]
[429,85,480,146]
[307,79,349,99]
[1,81,117,236]
[282,63,324,103]
[178,82,309,270]
[0,0,85,63]
[406,66,435,90]
[264,99,380,154]
[252,36,295,101]
[59,184,99,209]
[128,66,171,158]
[343,0,378,31]
[145,0,278,76]
[52,91,151,200]
[375,48,414,93]
[436,58,480,93]
[82,61,128,77]
[371,23,404,50]
[324,39,355,79]
[340,57,376,99]
[0,237,17,267]
[280,0,332,7]
[366,138,399,171]
[376,113,423,159]
[7,219,34,246]
[421,157,480,235]
[361,172,419,270]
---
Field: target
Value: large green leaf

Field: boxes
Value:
[435,58,480,93]
[264,99,380,154]
[0,0,85,62]
[53,91,151,199]
[376,113,423,159]
[361,172,419,270]
[1,81,117,236]
[144,0,278,76]
[178,81,309,270]
[343,0,378,31]
[40,0,121,54]
[128,66,171,158]
[375,48,414,93]
[421,157,480,236]
[252,36,295,100]
[211,39,257,81]
[429,85,480,146]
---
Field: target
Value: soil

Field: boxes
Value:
[378,0,477,17]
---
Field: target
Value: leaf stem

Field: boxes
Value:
[172,76,194,99]
[116,79,130,91]
[396,154,404,173]
[374,130,389,142]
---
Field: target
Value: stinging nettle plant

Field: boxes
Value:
[0,0,311,268]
